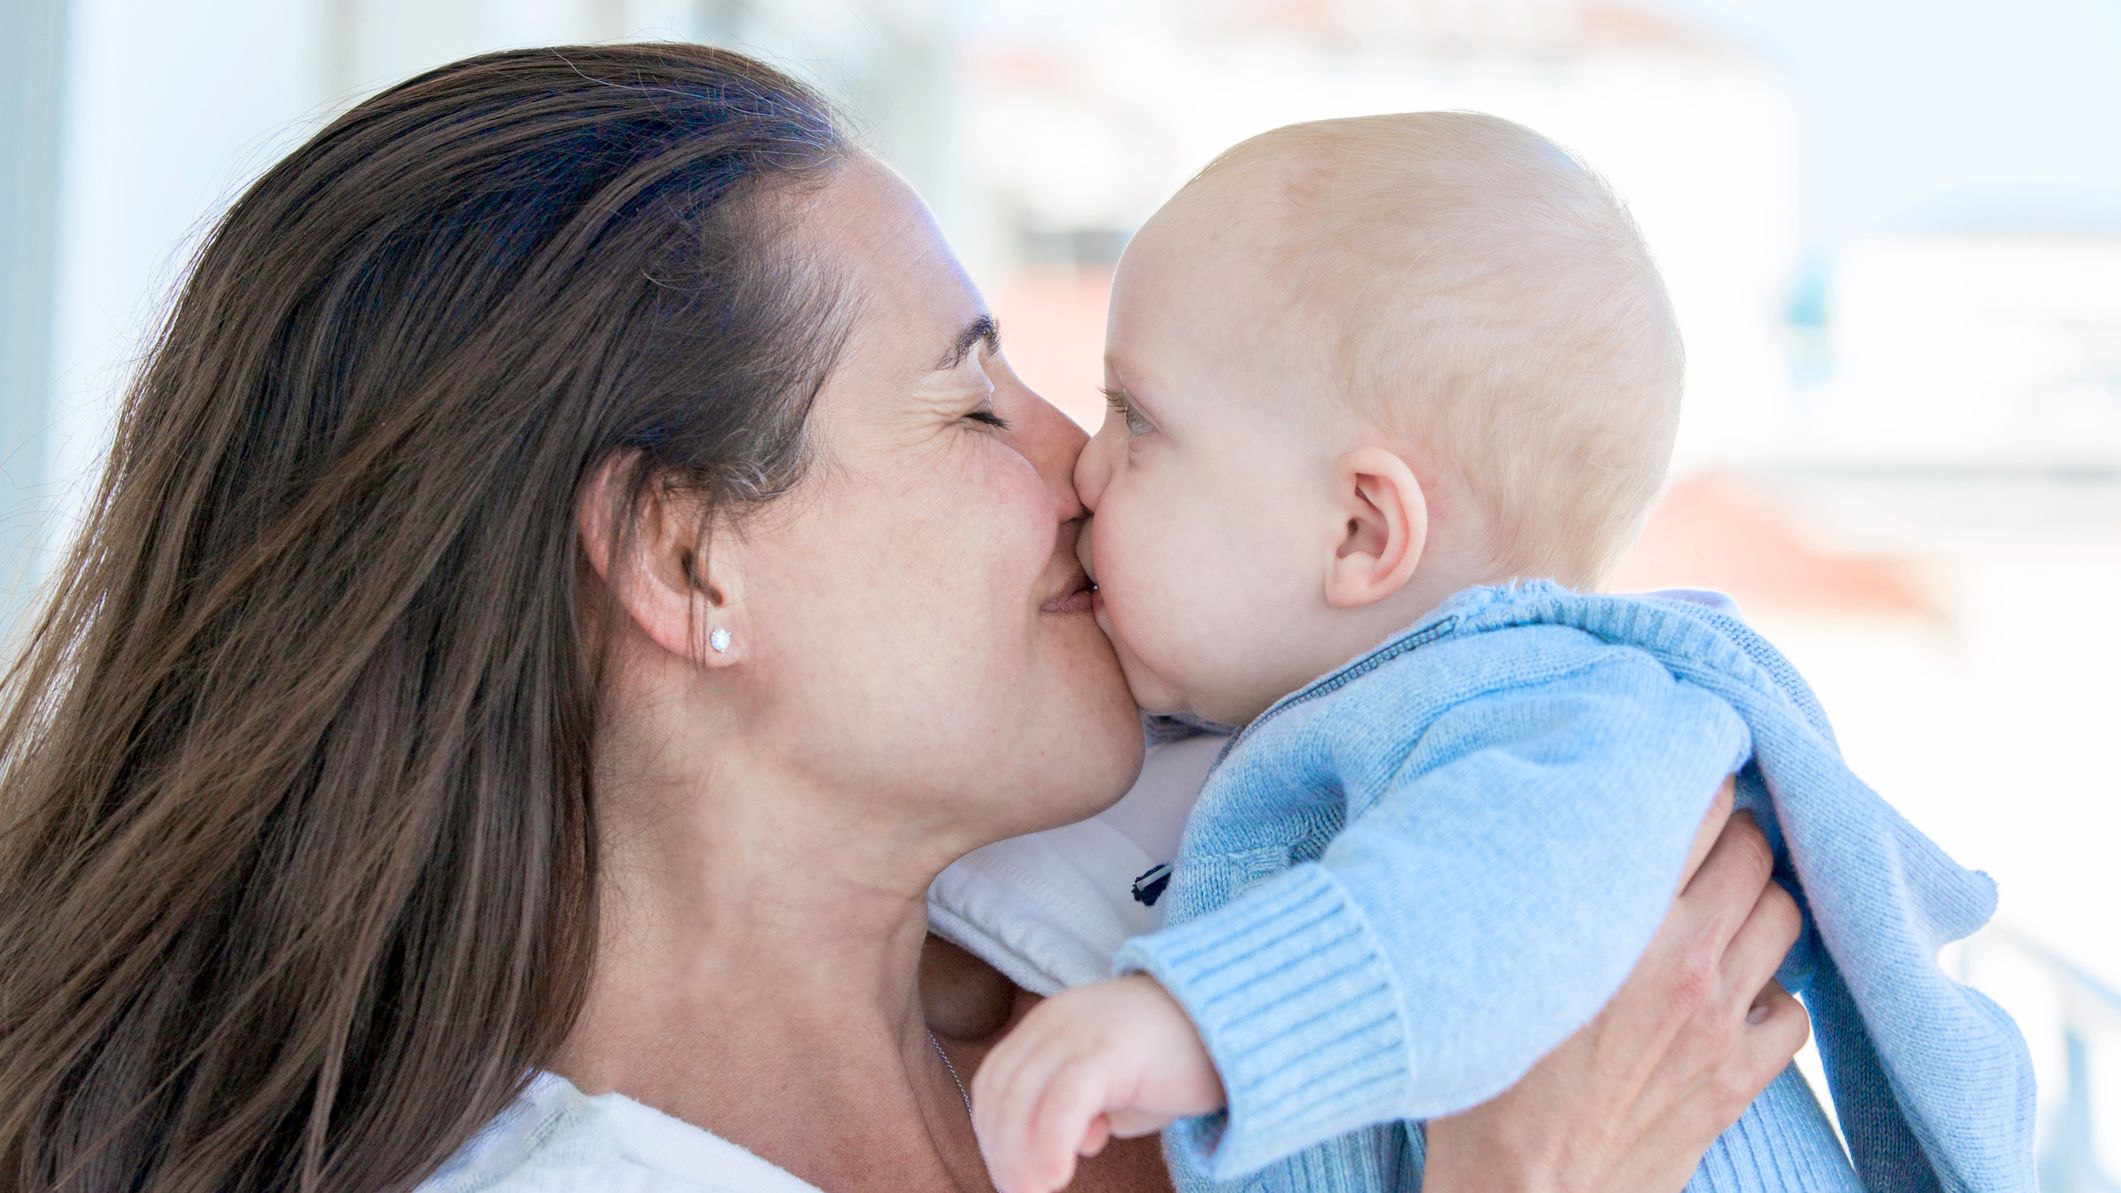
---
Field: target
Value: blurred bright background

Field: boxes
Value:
[3,0,2116,1180]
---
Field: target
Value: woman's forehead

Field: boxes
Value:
[811,159,967,291]
[803,156,987,374]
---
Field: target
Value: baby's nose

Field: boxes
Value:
[1072,434,1111,512]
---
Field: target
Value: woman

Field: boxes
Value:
[0,44,1809,1192]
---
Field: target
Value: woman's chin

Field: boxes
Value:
[1053,677,1150,819]
[1003,605,1153,829]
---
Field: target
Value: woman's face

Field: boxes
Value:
[730,156,1143,841]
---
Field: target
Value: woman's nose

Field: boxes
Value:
[1009,384,1089,523]
[1073,427,1111,514]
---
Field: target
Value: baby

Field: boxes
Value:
[968,115,2034,1192]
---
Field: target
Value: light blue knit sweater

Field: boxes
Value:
[1113,582,2035,1192]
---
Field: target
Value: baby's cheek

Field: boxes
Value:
[1098,529,1217,701]
[1096,511,1179,622]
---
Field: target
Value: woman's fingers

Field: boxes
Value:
[1744,984,1810,1059]
[1723,984,1810,1120]
[1661,823,1811,1144]
[1720,879,1802,1002]
[1603,804,1786,1110]
[1419,781,1809,1193]
[1586,804,1760,1079]
[1675,776,1738,892]
[1677,809,1776,967]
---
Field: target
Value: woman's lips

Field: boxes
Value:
[1047,583,1096,614]
[1042,570,1097,614]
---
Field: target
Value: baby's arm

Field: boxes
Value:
[1114,650,1753,1180]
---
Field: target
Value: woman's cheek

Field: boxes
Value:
[965,441,1060,575]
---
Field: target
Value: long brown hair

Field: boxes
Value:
[0,44,848,1191]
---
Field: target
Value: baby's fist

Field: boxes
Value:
[970,974,1224,1193]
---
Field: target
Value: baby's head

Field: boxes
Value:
[1076,112,1683,725]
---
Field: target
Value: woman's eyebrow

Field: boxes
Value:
[931,315,1000,372]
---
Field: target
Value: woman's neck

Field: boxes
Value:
[550,723,990,1189]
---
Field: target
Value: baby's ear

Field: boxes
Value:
[1325,446,1427,609]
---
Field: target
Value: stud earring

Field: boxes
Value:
[709,627,732,654]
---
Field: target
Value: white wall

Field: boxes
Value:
[0,0,66,634]
[45,0,326,558]
[40,0,643,563]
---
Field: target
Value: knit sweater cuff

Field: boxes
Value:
[1112,863,1409,1181]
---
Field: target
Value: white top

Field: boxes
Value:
[416,1071,824,1192]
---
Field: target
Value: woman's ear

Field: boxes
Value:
[1325,446,1428,609]
[576,456,749,668]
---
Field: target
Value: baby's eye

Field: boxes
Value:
[1099,386,1154,437]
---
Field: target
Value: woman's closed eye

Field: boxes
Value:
[959,350,1011,431]
[960,380,1010,431]
[1099,386,1153,437]
[963,402,1011,430]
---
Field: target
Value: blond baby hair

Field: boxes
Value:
[1203,113,1685,588]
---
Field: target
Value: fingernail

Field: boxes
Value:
[1747,1003,1770,1025]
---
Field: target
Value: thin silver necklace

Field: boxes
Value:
[929,1030,973,1118]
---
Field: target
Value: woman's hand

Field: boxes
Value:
[1422,780,1810,1193]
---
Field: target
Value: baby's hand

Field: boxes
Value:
[970,974,1224,1193]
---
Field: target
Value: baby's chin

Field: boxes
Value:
[1096,598,1218,719]
[1117,656,1248,728]
[1116,661,1187,720]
